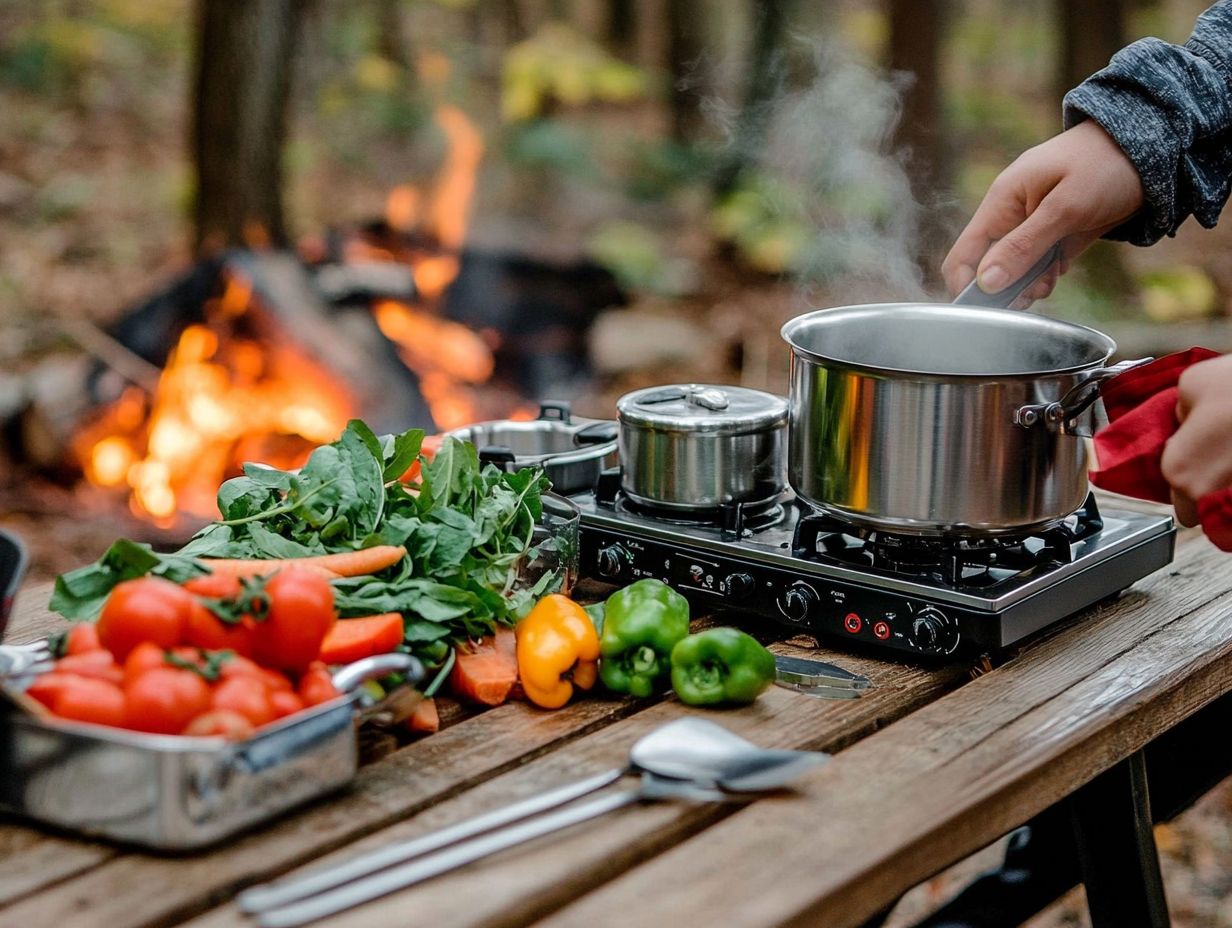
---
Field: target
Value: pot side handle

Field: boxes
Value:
[1014,357,1153,432]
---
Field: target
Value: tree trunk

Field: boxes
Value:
[192,0,307,255]
[376,0,413,73]
[1056,0,1124,105]
[712,0,794,196]
[666,0,706,141]
[887,0,948,197]
[1056,0,1134,300]
[607,0,636,55]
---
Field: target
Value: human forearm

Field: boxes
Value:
[1064,1,1232,244]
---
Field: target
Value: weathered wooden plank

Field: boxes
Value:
[534,536,1232,928]
[184,645,967,928]
[0,825,111,907]
[5,581,68,644]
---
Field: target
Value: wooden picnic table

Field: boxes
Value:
[2,495,1230,928]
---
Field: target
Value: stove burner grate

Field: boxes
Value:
[594,468,786,538]
[793,494,1106,588]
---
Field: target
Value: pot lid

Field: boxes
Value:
[617,384,787,433]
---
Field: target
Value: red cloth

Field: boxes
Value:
[1090,347,1232,550]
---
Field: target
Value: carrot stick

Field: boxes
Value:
[406,697,439,734]
[449,633,519,706]
[318,613,405,664]
[199,545,407,579]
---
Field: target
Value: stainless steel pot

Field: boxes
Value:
[445,402,618,495]
[781,303,1144,536]
[616,384,788,511]
[0,653,423,849]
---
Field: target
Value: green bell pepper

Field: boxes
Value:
[670,627,775,706]
[599,578,690,697]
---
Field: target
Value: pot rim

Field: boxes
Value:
[780,303,1117,379]
[444,418,618,468]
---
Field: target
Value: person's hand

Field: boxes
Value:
[1161,354,1232,527]
[943,119,1145,302]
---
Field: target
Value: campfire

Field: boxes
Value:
[20,106,623,529]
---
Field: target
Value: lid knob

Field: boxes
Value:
[687,387,729,411]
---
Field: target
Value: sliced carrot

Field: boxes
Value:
[406,697,439,734]
[449,633,519,706]
[199,545,406,579]
[318,613,405,665]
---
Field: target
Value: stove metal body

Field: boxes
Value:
[573,476,1175,658]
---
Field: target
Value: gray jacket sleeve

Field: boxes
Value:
[1063,1,1232,245]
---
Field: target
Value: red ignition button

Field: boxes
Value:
[873,621,891,640]
[843,613,862,634]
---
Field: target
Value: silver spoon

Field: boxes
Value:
[240,718,827,923]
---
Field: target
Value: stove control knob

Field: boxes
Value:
[778,583,817,624]
[596,544,630,580]
[909,607,960,655]
[724,573,755,601]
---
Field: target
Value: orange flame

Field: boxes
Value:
[76,274,356,524]
[371,104,497,430]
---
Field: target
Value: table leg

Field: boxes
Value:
[1067,750,1170,928]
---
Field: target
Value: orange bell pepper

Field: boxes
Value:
[516,594,600,709]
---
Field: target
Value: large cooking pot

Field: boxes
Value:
[445,402,618,495]
[781,303,1143,536]
[617,384,788,511]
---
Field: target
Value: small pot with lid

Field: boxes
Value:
[616,384,788,511]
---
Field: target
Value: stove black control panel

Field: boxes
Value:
[580,528,980,656]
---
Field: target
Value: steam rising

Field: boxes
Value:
[710,37,929,304]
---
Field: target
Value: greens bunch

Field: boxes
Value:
[52,421,553,653]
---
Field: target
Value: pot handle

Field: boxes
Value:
[331,652,425,696]
[537,401,572,423]
[953,242,1065,309]
[1013,357,1153,432]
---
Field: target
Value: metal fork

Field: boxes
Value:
[0,641,53,678]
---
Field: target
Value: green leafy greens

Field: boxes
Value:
[51,421,554,656]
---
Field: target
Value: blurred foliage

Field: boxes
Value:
[502,23,647,122]
[587,220,697,295]
[1139,266,1219,322]
[711,174,812,275]
[622,139,715,202]
[502,119,600,179]
[0,0,1224,326]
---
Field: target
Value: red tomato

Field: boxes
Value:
[44,675,125,729]
[123,642,169,682]
[182,710,255,740]
[25,672,83,709]
[97,578,194,661]
[269,689,305,720]
[183,573,259,658]
[298,661,341,707]
[211,676,276,727]
[217,654,264,680]
[184,602,258,657]
[54,651,124,686]
[253,568,336,673]
[260,668,293,692]
[123,667,211,734]
[65,623,104,655]
[49,677,127,727]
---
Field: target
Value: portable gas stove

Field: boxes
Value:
[573,471,1176,658]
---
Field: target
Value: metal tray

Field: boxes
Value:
[0,653,422,850]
